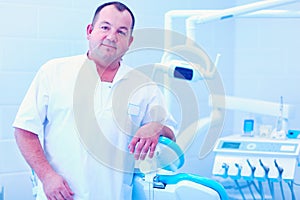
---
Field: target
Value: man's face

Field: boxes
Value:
[87,5,133,67]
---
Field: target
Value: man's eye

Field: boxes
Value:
[118,30,127,36]
[101,26,109,31]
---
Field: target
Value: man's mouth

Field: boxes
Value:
[101,43,117,49]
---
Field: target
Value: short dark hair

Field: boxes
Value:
[92,1,135,31]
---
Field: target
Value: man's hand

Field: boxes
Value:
[128,122,175,160]
[42,171,74,200]
[14,128,74,200]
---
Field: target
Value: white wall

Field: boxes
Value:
[233,2,300,131]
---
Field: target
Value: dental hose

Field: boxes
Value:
[247,181,256,200]
[258,181,265,200]
[287,181,296,200]
[267,179,275,199]
[251,180,260,195]
[279,180,285,200]
[234,180,246,200]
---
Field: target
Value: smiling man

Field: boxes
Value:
[13,1,176,200]
[86,2,134,82]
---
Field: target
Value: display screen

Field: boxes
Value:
[221,142,241,149]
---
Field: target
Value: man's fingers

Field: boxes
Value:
[134,139,146,160]
[47,191,64,200]
[133,139,158,160]
[129,134,160,160]
[60,187,74,200]
[148,143,157,159]
[139,141,152,160]
[64,181,74,196]
[128,137,140,153]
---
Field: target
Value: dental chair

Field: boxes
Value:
[132,136,228,200]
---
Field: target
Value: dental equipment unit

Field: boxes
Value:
[132,1,300,199]
[213,135,300,200]
[211,95,299,200]
[161,0,300,158]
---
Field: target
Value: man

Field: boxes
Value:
[13,2,176,200]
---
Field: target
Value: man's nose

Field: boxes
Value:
[106,30,118,42]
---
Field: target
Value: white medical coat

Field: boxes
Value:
[13,54,176,200]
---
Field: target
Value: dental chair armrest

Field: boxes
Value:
[155,173,228,200]
[158,136,185,171]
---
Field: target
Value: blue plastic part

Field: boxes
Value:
[287,130,300,139]
[243,119,254,133]
[0,186,3,200]
[158,136,185,171]
[174,66,193,80]
[156,173,229,200]
[220,14,234,20]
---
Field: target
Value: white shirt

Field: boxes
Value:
[13,54,176,200]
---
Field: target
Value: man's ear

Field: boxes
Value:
[86,24,93,39]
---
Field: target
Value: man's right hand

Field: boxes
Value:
[42,172,74,200]
[14,128,74,200]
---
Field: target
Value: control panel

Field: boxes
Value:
[212,135,300,181]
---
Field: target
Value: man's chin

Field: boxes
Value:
[93,56,121,67]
